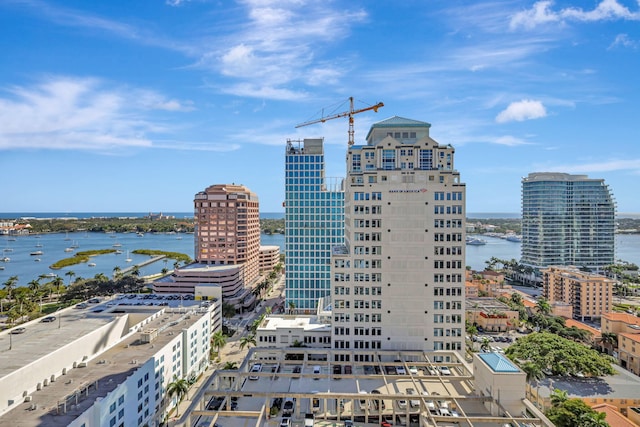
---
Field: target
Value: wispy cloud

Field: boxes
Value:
[543,159,640,174]
[609,33,639,49]
[196,0,367,99]
[510,0,640,30]
[5,0,196,55]
[496,99,547,123]
[0,76,193,152]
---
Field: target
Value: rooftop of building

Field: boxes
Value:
[476,352,520,373]
[619,332,640,343]
[604,312,640,325]
[181,347,550,427]
[258,315,331,332]
[466,297,513,312]
[565,319,601,337]
[0,295,211,427]
[590,403,638,427]
[543,266,614,282]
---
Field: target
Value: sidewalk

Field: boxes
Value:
[168,275,285,426]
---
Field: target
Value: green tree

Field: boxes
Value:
[222,302,236,319]
[510,292,523,306]
[222,361,238,370]
[546,397,610,427]
[521,361,544,383]
[288,301,296,314]
[27,279,42,313]
[51,277,64,299]
[112,266,122,279]
[536,297,551,316]
[239,334,257,351]
[166,376,189,417]
[600,332,618,355]
[65,270,76,286]
[550,388,569,407]
[2,275,18,304]
[211,331,227,356]
[480,337,491,352]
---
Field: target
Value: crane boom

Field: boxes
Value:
[295,97,384,146]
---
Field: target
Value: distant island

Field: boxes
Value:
[8,216,640,235]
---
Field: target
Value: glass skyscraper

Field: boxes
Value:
[285,138,344,312]
[521,172,616,270]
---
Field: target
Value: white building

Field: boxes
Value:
[331,117,466,357]
[0,295,219,427]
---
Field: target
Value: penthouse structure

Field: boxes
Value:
[331,117,466,357]
[0,295,218,427]
[521,173,616,269]
[542,266,615,320]
[285,139,344,312]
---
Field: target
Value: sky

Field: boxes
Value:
[1,0,639,214]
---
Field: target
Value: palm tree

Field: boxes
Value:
[288,301,296,314]
[3,275,18,304]
[130,266,141,278]
[600,332,618,355]
[27,279,42,312]
[521,362,544,383]
[510,292,523,306]
[265,306,272,315]
[166,376,189,417]
[480,337,491,352]
[65,270,76,286]
[550,388,569,407]
[239,334,257,351]
[112,266,122,279]
[536,297,551,316]
[222,361,238,370]
[52,277,64,299]
[222,302,236,319]
[211,331,227,356]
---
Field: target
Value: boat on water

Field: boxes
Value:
[137,233,144,237]
[64,247,74,252]
[125,250,132,263]
[88,263,96,267]
[30,250,44,256]
[70,241,80,249]
[45,273,57,278]
[35,243,43,247]
[466,237,487,246]
[2,248,12,252]
[505,234,522,242]
[115,250,123,254]
[1,257,9,263]
[113,243,122,247]
[0,266,4,270]
[34,258,41,262]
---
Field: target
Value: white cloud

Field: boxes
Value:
[0,76,193,151]
[198,1,367,99]
[545,159,640,174]
[609,33,639,49]
[510,0,640,30]
[496,99,547,123]
[492,135,531,146]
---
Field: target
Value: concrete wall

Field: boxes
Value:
[0,315,130,416]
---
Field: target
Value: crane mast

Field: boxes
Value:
[295,97,384,146]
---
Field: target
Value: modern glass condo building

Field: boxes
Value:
[285,138,344,312]
[521,172,616,270]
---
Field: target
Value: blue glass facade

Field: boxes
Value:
[285,139,344,311]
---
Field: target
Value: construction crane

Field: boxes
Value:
[295,97,384,146]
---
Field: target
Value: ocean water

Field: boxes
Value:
[3,231,640,287]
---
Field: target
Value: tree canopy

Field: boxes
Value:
[505,332,615,377]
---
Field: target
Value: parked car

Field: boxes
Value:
[440,366,452,376]
[10,327,26,334]
[41,316,56,323]
[249,363,262,380]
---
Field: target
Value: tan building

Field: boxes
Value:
[330,117,466,356]
[542,266,614,320]
[193,184,261,287]
[259,245,280,274]
[602,312,640,334]
[466,297,519,332]
[619,332,640,376]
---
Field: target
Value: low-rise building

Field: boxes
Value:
[256,315,331,349]
[0,294,218,426]
[466,297,519,332]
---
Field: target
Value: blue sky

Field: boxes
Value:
[1,0,639,214]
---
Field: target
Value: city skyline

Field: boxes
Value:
[2,1,640,213]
